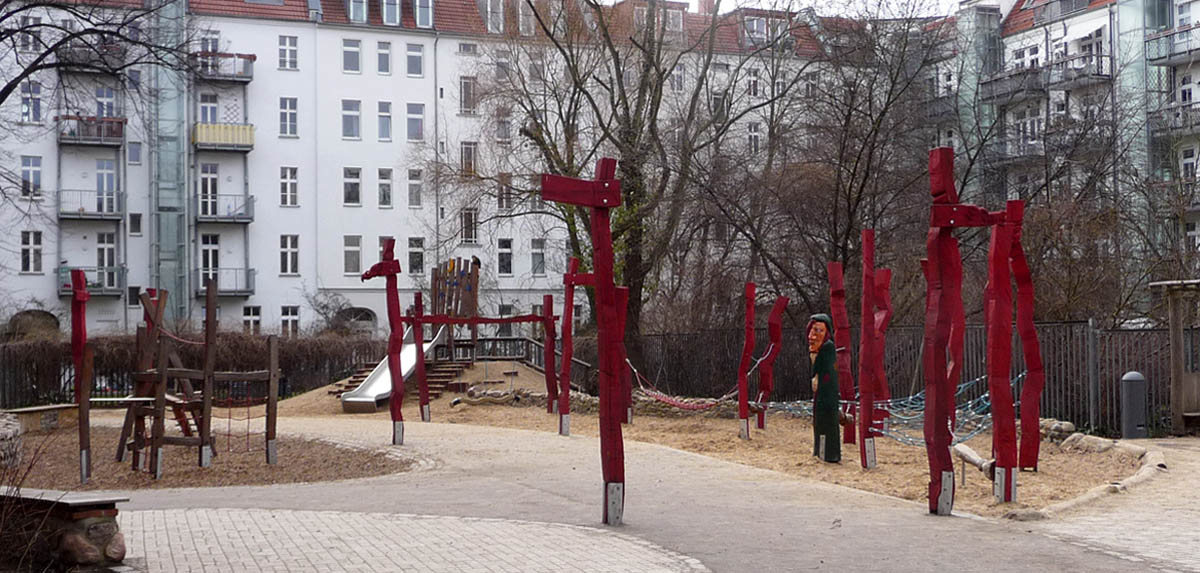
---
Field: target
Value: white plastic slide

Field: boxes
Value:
[340,325,447,413]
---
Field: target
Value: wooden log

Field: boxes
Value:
[78,346,93,485]
[201,279,216,467]
[266,336,279,464]
[151,337,169,479]
[469,261,480,351]
[952,443,995,480]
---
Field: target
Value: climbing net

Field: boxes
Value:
[627,347,774,412]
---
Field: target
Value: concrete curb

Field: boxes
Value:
[1005,444,1169,521]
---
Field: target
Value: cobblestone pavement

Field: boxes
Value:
[1033,437,1200,572]
[119,509,707,573]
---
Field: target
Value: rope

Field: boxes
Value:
[157,328,206,346]
[627,360,735,411]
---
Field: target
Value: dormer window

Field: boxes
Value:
[667,9,683,32]
[634,7,647,30]
[415,0,432,28]
[519,1,534,35]
[745,17,766,39]
[382,0,400,25]
[348,0,367,23]
[487,0,504,33]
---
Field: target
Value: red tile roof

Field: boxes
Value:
[190,0,311,22]
[1000,0,1114,37]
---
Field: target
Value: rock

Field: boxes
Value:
[1111,442,1147,459]
[0,413,21,469]
[57,530,102,565]
[104,532,126,562]
[1003,508,1048,521]
[1062,434,1115,453]
[1060,432,1085,448]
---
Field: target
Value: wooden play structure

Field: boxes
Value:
[1149,279,1200,435]
[72,276,279,483]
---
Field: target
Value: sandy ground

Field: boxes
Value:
[14,426,411,491]
[281,362,1141,518]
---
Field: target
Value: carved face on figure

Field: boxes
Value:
[808,322,828,353]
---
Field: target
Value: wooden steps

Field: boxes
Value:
[329,364,377,397]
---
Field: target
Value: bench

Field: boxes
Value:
[1,488,128,567]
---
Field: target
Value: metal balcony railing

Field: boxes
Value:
[1150,103,1200,135]
[979,67,1046,104]
[58,189,125,220]
[56,115,125,146]
[926,94,957,121]
[1046,54,1112,88]
[984,138,1045,164]
[192,123,254,151]
[55,41,127,72]
[194,193,255,222]
[1146,25,1200,65]
[191,52,255,82]
[193,268,255,296]
[57,266,125,297]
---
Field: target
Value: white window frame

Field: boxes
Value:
[378,101,392,141]
[519,0,534,36]
[415,0,433,28]
[670,65,684,92]
[343,167,362,205]
[378,167,393,207]
[407,103,425,141]
[378,41,391,74]
[348,0,367,23]
[243,306,262,333]
[382,0,401,26]
[279,97,298,137]
[634,7,647,31]
[21,156,41,198]
[461,208,479,244]
[668,9,683,31]
[460,76,478,114]
[498,173,515,210]
[748,122,761,154]
[408,237,425,274]
[280,166,298,206]
[487,0,504,33]
[408,168,423,207]
[344,235,362,275]
[498,238,513,276]
[460,141,478,175]
[128,142,142,164]
[342,99,361,139]
[531,238,546,276]
[278,35,298,70]
[407,44,424,77]
[20,81,41,123]
[20,231,42,273]
[281,305,300,337]
[199,93,218,124]
[280,235,299,275]
[343,39,362,73]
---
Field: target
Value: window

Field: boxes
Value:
[408,169,423,206]
[408,237,425,274]
[128,142,142,164]
[280,167,298,206]
[670,65,684,92]
[129,213,143,235]
[378,235,394,261]
[377,42,391,74]
[344,235,362,274]
[279,36,298,69]
[96,233,116,288]
[199,163,219,216]
[407,44,424,76]
[379,168,393,207]
[348,0,367,22]
[343,167,361,205]
[496,107,512,141]
[281,306,300,337]
[530,57,545,82]
[342,99,361,139]
[519,0,534,35]
[745,16,766,39]
[531,238,546,275]
[378,101,392,141]
[96,160,116,213]
[497,304,513,336]
[18,17,40,51]
[20,81,40,123]
[459,42,478,54]
[126,69,141,90]
[407,103,425,140]
[498,238,513,275]
[199,93,218,123]
[748,69,760,97]
[279,97,298,136]
[461,208,479,244]
[748,122,760,154]
[415,0,433,28]
[487,0,504,32]
[460,76,478,114]
[383,0,400,25]
[243,306,262,334]
[498,173,515,209]
[711,94,728,124]
[496,51,512,80]
[280,235,299,274]
[634,7,647,30]
[343,39,361,72]
[20,231,42,273]
[460,141,478,175]
[668,9,683,31]
[129,286,141,307]
[20,156,41,197]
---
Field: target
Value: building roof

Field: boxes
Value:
[1000,0,1114,37]
[190,0,311,22]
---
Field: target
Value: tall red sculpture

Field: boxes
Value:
[559,258,583,436]
[756,296,789,430]
[923,147,1046,512]
[70,269,91,481]
[827,263,857,445]
[856,230,893,469]
[543,294,558,414]
[362,239,406,444]
[542,157,627,526]
[737,282,756,439]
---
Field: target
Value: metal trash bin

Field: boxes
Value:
[1121,371,1148,439]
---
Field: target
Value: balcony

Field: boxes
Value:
[980,67,1046,105]
[984,138,1045,166]
[192,123,254,152]
[58,189,125,220]
[55,41,127,73]
[191,52,255,82]
[1150,103,1200,137]
[194,193,254,223]
[926,94,957,122]
[57,266,125,297]
[1146,25,1200,67]
[1046,54,1112,90]
[193,268,255,297]
[56,115,125,147]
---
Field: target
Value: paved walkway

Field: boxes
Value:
[1032,437,1200,572]
[95,415,1197,572]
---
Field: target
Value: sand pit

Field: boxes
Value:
[293,362,1141,518]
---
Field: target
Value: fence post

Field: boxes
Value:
[1087,318,1098,431]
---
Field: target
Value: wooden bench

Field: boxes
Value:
[1,488,128,566]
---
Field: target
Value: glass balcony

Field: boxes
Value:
[57,266,125,297]
[191,52,255,82]
[193,123,254,152]
[1146,26,1200,66]
[56,115,125,146]
[194,193,255,223]
[193,268,255,297]
[58,189,125,220]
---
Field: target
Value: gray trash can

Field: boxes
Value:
[1120,371,1147,439]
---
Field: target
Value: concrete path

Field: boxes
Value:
[1032,437,1200,572]
[98,416,1193,572]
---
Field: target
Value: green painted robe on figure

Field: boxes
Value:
[810,314,841,463]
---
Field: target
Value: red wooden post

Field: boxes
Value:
[615,287,632,424]
[543,294,558,414]
[923,147,957,515]
[873,269,894,402]
[70,270,89,404]
[826,263,857,445]
[1011,202,1047,471]
[361,238,406,444]
[413,292,430,422]
[737,282,756,439]
[985,205,1018,502]
[542,157,626,526]
[558,258,580,435]
[858,230,878,469]
[756,296,788,430]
